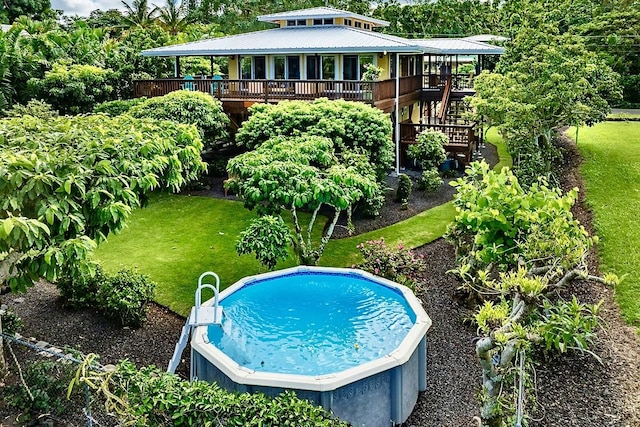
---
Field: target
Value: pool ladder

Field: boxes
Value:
[167,272,223,374]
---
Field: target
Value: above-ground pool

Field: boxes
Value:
[191,266,431,427]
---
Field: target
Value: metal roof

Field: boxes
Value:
[258,6,389,27]
[463,34,509,43]
[413,38,504,55]
[141,26,441,57]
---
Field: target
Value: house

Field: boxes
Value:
[137,7,504,173]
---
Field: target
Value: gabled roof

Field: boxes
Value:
[141,25,441,57]
[258,6,389,27]
[413,38,505,55]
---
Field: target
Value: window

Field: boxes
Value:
[354,21,362,28]
[287,56,300,79]
[275,56,285,79]
[274,55,300,79]
[343,55,374,80]
[307,55,335,80]
[240,56,266,79]
[286,19,307,26]
[345,18,352,26]
[254,56,266,79]
[364,23,370,30]
[343,55,358,80]
[359,55,374,78]
[322,55,335,80]
[313,18,334,25]
[240,56,251,79]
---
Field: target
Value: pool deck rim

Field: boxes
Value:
[191,266,432,391]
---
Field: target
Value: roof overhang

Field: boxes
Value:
[141,26,440,58]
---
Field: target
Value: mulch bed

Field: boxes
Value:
[3,139,640,427]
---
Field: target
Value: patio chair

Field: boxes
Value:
[181,75,195,91]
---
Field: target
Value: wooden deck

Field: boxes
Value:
[133,74,478,158]
[400,122,478,165]
[133,74,473,111]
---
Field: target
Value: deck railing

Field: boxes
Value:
[422,73,475,90]
[133,74,446,103]
[400,122,477,163]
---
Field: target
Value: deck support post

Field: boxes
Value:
[174,57,181,77]
[394,52,401,176]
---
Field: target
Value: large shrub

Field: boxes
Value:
[407,129,448,171]
[57,264,106,308]
[446,161,592,273]
[4,100,58,119]
[235,98,394,179]
[93,97,147,116]
[129,90,229,150]
[0,114,206,292]
[27,62,118,115]
[73,358,347,426]
[96,269,156,327]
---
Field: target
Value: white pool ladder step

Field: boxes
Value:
[167,272,223,374]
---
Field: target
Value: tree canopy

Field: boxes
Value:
[236,98,394,179]
[0,114,206,292]
[227,135,378,265]
[470,28,621,185]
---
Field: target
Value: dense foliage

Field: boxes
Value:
[27,63,119,114]
[97,269,156,327]
[471,29,620,186]
[71,356,347,426]
[446,162,617,426]
[236,215,291,270]
[407,130,448,171]
[235,98,394,179]
[129,90,229,150]
[3,360,75,424]
[93,97,148,116]
[0,114,206,292]
[3,99,59,119]
[227,135,378,265]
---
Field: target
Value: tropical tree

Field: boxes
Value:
[0,0,52,24]
[155,0,191,35]
[121,0,159,28]
[227,135,378,265]
[0,114,206,293]
[446,162,617,426]
[470,28,620,186]
[236,98,394,180]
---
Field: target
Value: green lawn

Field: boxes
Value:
[95,193,320,315]
[96,131,510,316]
[568,121,640,326]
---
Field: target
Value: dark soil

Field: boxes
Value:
[3,138,640,427]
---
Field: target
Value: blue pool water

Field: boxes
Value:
[207,272,416,376]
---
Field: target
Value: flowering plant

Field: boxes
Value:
[355,238,426,290]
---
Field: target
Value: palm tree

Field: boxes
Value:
[121,0,159,28]
[155,0,191,35]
